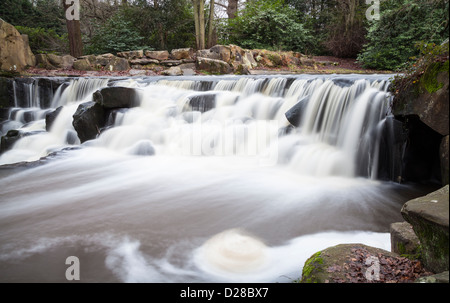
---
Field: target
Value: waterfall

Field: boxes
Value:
[0,74,431,283]
[0,75,395,179]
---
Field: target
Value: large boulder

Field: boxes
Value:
[401,185,449,273]
[170,48,194,60]
[93,87,139,109]
[393,61,449,136]
[196,57,232,75]
[73,58,94,71]
[299,244,432,283]
[72,101,106,143]
[145,50,170,61]
[0,19,36,72]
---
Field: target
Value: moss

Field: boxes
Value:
[299,251,324,283]
[420,60,449,94]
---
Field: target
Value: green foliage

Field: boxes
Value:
[84,13,149,55]
[119,0,195,51]
[221,0,314,53]
[358,0,449,70]
[16,26,68,55]
[0,0,65,34]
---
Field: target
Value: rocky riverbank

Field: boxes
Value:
[299,185,449,283]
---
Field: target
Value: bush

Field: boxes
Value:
[16,26,68,54]
[84,13,150,55]
[221,0,314,53]
[357,0,449,71]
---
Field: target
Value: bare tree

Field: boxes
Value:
[192,0,206,49]
[207,0,217,47]
[64,1,83,57]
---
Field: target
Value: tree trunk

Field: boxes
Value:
[192,0,205,50]
[64,2,83,58]
[207,0,216,48]
[199,0,205,49]
[227,0,238,19]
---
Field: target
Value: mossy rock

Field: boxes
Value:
[419,60,449,94]
[401,185,449,273]
[300,244,399,283]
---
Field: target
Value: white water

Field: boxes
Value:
[0,75,428,282]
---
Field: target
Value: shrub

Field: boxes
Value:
[358,0,449,70]
[16,26,69,54]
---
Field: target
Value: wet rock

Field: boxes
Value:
[0,77,14,109]
[93,87,139,109]
[45,106,64,131]
[126,140,155,156]
[441,136,449,185]
[415,271,449,283]
[401,185,449,273]
[72,101,106,143]
[285,96,309,127]
[188,93,216,112]
[390,221,421,256]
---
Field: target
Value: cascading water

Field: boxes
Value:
[0,75,429,283]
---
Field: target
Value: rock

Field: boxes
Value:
[61,55,76,69]
[125,140,155,156]
[209,45,232,62]
[129,58,159,65]
[393,62,449,136]
[401,185,449,273]
[35,54,57,70]
[285,96,309,127]
[145,50,169,61]
[390,222,421,257]
[1,129,22,154]
[73,58,94,71]
[160,60,182,67]
[161,66,183,76]
[0,77,14,109]
[300,244,431,283]
[170,48,194,60]
[93,87,139,109]
[117,50,144,59]
[72,101,106,143]
[0,19,36,72]
[441,136,449,185]
[188,93,216,112]
[45,106,64,132]
[105,57,130,71]
[415,271,449,283]
[46,54,63,67]
[196,57,232,75]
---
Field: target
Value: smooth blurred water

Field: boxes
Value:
[0,75,430,282]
